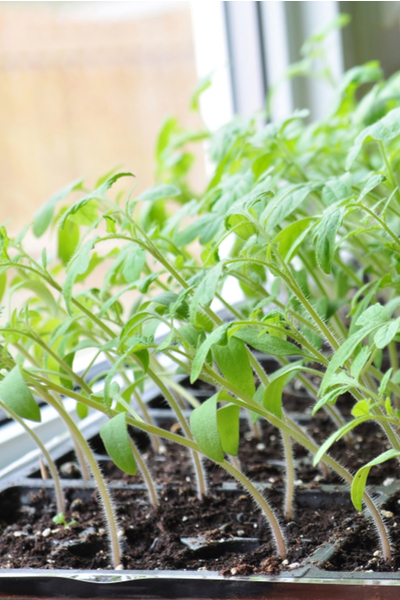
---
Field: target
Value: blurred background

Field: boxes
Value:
[1,0,400,234]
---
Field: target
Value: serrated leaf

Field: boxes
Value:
[138,184,181,202]
[0,366,41,422]
[320,323,384,395]
[351,450,400,511]
[233,327,308,357]
[274,218,315,261]
[190,393,224,462]
[315,207,345,274]
[190,263,222,329]
[217,402,240,456]
[60,173,134,229]
[322,174,352,207]
[347,107,400,169]
[63,237,98,313]
[374,319,400,349]
[356,303,388,328]
[100,412,137,475]
[212,336,255,399]
[33,177,84,237]
[351,399,371,417]
[262,183,316,232]
[358,174,386,203]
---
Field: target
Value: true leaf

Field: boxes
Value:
[315,207,345,274]
[374,318,400,349]
[100,412,137,475]
[33,177,84,237]
[274,218,315,261]
[233,326,309,357]
[347,107,400,169]
[212,336,255,399]
[63,237,98,313]
[138,184,181,202]
[262,183,316,232]
[190,324,229,384]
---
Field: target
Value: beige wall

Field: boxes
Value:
[0,2,205,234]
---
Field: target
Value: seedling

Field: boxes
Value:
[3,18,400,568]
[52,513,77,529]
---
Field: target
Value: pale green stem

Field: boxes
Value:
[34,384,122,569]
[129,438,159,507]
[221,460,286,557]
[0,399,64,514]
[146,363,208,500]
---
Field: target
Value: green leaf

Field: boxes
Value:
[379,368,393,397]
[315,207,345,274]
[68,199,98,226]
[190,324,229,384]
[190,263,223,329]
[350,346,371,380]
[233,326,309,357]
[320,324,383,395]
[250,385,265,423]
[191,74,212,111]
[263,376,284,419]
[274,218,315,261]
[356,303,388,328]
[358,174,386,203]
[212,336,255,399]
[58,216,80,265]
[351,399,371,418]
[262,184,316,232]
[11,280,58,316]
[313,416,370,466]
[76,402,88,419]
[33,178,84,237]
[0,366,41,422]
[138,185,181,202]
[374,318,400,349]
[60,172,134,229]
[347,107,400,169]
[226,214,258,240]
[351,450,400,511]
[190,393,224,462]
[100,412,137,475]
[63,237,98,313]
[322,174,352,207]
[217,402,240,456]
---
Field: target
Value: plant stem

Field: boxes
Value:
[129,438,159,507]
[0,400,64,514]
[221,460,287,557]
[33,384,122,569]
[146,363,208,500]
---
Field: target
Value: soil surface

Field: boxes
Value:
[1,382,400,574]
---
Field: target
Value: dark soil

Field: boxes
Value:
[0,387,400,574]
